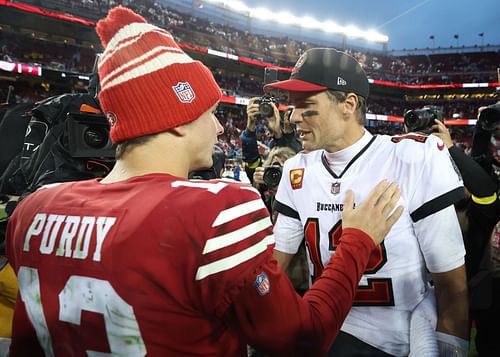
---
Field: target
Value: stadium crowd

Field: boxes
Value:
[3,0,500,84]
[0,2,499,357]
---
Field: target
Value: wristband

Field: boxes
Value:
[436,331,469,357]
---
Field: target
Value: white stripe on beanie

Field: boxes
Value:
[104,22,173,57]
[100,45,186,88]
[100,50,195,91]
[100,28,175,68]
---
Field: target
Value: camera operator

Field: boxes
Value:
[424,109,499,356]
[240,97,300,186]
[472,102,500,177]
[252,146,296,218]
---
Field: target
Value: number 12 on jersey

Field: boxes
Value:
[304,218,395,306]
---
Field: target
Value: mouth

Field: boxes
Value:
[296,129,311,139]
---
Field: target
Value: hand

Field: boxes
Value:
[246,98,260,132]
[253,166,265,186]
[342,180,404,246]
[282,106,295,134]
[431,119,453,149]
[477,106,488,120]
[267,103,282,139]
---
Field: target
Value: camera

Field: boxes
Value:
[403,107,444,133]
[478,102,500,131]
[65,112,115,158]
[256,95,279,118]
[263,164,282,188]
[257,68,279,118]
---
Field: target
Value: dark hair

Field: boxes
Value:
[115,133,158,160]
[326,90,366,125]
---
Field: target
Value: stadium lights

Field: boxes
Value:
[202,0,389,43]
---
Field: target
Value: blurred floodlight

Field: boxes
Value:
[324,21,342,34]
[200,0,389,43]
[366,29,389,43]
[301,16,323,29]
[276,11,298,26]
[250,7,276,21]
[225,0,250,13]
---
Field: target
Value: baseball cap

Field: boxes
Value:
[264,48,369,98]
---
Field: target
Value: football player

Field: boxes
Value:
[6,8,403,356]
[267,48,469,356]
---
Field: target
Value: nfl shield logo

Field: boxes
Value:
[172,82,196,103]
[331,182,341,195]
[254,272,270,296]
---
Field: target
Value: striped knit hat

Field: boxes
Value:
[95,6,221,143]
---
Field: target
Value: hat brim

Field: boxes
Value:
[264,79,328,92]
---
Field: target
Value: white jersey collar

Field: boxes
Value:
[323,130,373,174]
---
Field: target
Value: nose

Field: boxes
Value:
[214,115,224,136]
[290,108,302,124]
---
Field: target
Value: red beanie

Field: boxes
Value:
[95,6,222,143]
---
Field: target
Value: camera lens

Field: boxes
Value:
[403,108,441,133]
[403,111,420,131]
[478,103,500,131]
[259,102,274,118]
[263,166,282,187]
[83,127,108,149]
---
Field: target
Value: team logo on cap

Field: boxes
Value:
[106,111,117,127]
[292,53,307,74]
[290,168,304,190]
[254,271,270,296]
[172,82,196,103]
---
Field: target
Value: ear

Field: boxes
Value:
[343,93,358,116]
[169,125,188,137]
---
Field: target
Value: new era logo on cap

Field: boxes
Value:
[337,77,347,86]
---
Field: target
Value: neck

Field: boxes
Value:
[101,135,190,183]
[325,124,365,153]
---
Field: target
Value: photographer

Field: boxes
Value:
[240,97,300,186]
[426,108,499,356]
[252,146,296,218]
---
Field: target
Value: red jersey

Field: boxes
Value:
[7,173,375,356]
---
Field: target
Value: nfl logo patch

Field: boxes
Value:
[172,82,196,103]
[254,272,270,296]
[331,182,341,195]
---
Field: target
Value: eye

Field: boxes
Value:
[302,110,319,118]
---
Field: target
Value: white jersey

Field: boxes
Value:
[274,131,465,356]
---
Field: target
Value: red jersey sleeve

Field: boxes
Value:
[228,228,376,356]
[186,181,276,316]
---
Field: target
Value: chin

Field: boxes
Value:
[193,158,213,172]
[302,143,317,152]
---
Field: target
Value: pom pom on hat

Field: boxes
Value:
[96,6,147,47]
[95,6,221,143]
